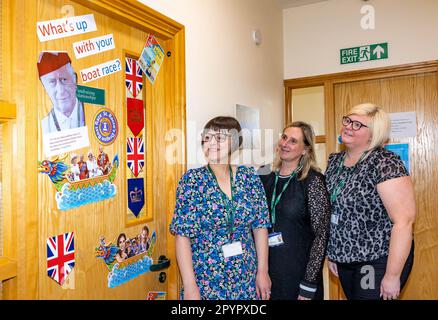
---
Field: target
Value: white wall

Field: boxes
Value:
[138,0,284,168]
[284,0,438,78]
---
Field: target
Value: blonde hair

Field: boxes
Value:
[347,103,390,149]
[272,121,320,180]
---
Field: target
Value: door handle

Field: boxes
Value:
[150,255,170,272]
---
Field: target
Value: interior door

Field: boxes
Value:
[1,0,185,299]
[333,72,438,299]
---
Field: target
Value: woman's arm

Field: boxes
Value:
[175,235,201,300]
[253,228,271,300]
[377,176,416,300]
[300,174,331,300]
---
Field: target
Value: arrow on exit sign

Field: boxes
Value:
[340,42,388,65]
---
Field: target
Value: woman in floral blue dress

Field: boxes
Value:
[170,116,271,300]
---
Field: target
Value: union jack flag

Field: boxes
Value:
[47,232,75,286]
[126,57,143,99]
[127,137,145,177]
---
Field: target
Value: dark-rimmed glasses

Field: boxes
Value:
[342,116,368,131]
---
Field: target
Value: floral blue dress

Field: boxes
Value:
[170,165,271,300]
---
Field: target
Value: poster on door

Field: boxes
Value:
[95,227,157,288]
[38,148,119,210]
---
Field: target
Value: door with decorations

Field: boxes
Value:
[1,0,185,299]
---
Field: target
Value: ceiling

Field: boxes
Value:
[276,0,330,9]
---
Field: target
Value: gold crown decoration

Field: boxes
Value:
[130,187,143,203]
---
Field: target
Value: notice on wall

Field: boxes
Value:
[37,14,97,42]
[385,143,410,174]
[43,126,90,157]
[389,112,417,139]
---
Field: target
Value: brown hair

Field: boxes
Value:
[202,116,243,153]
[272,121,320,180]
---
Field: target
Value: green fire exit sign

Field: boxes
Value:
[340,43,388,65]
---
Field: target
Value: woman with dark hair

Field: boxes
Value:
[115,233,128,262]
[260,121,331,300]
[170,116,271,300]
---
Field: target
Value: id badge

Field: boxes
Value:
[331,212,340,225]
[268,232,284,247]
[222,241,243,258]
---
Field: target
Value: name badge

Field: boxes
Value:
[331,213,340,225]
[268,232,284,247]
[222,241,243,258]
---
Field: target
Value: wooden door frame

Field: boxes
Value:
[283,59,438,300]
[2,0,185,299]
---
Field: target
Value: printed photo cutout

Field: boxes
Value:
[95,226,157,288]
[38,147,119,210]
[47,232,75,286]
[38,52,86,134]
[38,51,90,157]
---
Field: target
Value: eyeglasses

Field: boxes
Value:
[342,116,368,131]
[201,132,230,143]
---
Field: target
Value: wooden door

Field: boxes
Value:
[333,72,438,299]
[1,0,185,299]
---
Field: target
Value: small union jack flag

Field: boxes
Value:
[47,232,75,286]
[127,137,145,177]
[126,57,143,99]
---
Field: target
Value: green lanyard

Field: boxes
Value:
[330,151,368,203]
[207,164,235,240]
[270,165,302,229]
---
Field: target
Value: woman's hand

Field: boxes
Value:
[298,295,310,300]
[183,283,201,300]
[256,270,272,300]
[380,274,400,300]
[328,260,339,277]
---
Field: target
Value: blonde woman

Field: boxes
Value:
[326,103,415,300]
[260,121,331,300]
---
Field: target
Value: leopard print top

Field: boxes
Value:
[325,147,408,263]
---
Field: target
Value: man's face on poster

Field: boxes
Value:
[40,64,77,117]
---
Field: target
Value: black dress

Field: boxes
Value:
[260,168,331,300]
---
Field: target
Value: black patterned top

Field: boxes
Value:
[325,147,409,263]
[260,168,331,299]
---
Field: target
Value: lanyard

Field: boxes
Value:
[330,151,368,203]
[270,165,302,229]
[207,164,235,240]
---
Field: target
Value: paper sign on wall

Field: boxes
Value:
[43,126,90,157]
[389,112,417,139]
[385,143,410,173]
[37,14,97,42]
[73,34,115,59]
[80,59,122,83]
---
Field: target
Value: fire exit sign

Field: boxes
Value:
[340,42,388,64]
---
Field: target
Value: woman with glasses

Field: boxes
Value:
[325,103,416,300]
[260,121,331,300]
[170,116,271,300]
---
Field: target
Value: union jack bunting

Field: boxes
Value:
[127,137,145,177]
[125,57,143,99]
[47,232,75,286]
